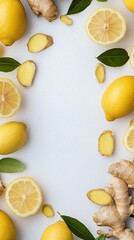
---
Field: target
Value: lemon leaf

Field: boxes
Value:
[97,48,129,67]
[95,235,106,240]
[0,57,20,72]
[0,158,26,173]
[59,213,95,240]
[67,0,92,15]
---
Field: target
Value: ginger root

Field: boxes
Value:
[17,60,36,87]
[98,131,115,157]
[60,15,73,26]
[91,159,134,240]
[27,0,58,22]
[27,33,53,53]
[95,64,105,83]
[87,189,112,206]
[42,204,55,217]
[0,180,5,195]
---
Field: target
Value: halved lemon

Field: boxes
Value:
[123,120,134,154]
[130,46,134,69]
[85,7,127,45]
[5,177,42,218]
[0,78,21,118]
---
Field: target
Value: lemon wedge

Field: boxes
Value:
[0,78,21,118]
[123,120,134,154]
[85,7,126,45]
[5,177,42,218]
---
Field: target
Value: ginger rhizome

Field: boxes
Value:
[88,159,134,240]
[27,0,58,22]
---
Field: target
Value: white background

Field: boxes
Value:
[0,0,134,239]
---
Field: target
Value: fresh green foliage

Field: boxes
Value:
[67,0,92,15]
[0,57,20,72]
[0,158,26,173]
[59,213,95,240]
[96,0,107,2]
[95,234,106,240]
[97,48,129,67]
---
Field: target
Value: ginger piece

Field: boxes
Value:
[87,189,112,206]
[17,60,36,87]
[98,131,115,156]
[27,0,58,22]
[95,64,105,83]
[42,204,55,217]
[0,180,5,195]
[91,160,134,240]
[27,33,53,53]
[60,15,73,26]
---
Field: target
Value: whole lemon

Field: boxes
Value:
[0,0,26,46]
[0,121,27,154]
[0,210,16,240]
[41,221,73,240]
[123,0,134,12]
[101,76,134,121]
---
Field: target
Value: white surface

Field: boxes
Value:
[0,0,134,239]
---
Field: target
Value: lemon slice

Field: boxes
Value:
[123,120,134,154]
[5,177,42,218]
[85,7,127,45]
[130,46,134,69]
[0,78,21,118]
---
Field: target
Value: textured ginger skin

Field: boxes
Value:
[0,181,5,195]
[93,160,134,240]
[27,0,58,22]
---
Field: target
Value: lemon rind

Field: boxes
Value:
[123,126,134,154]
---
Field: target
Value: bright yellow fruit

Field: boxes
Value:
[41,221,73,240]
[101,76,134,121]
[0,121,27,154]
[123,0,134,12]
[0,210,16,240]
[0,0,26,46]
[123,119,134,153]
[0,78,22,118]
[5,177,42,218]
[85,7,126,45]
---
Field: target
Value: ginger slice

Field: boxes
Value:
[60,15,73,26]
[0,180,5,195]
[27,33,53,53]
[98,131,115,156]
[42,204,55,217]
[87,189,112,206]
[95,64,105,83]
[17,60,36,87]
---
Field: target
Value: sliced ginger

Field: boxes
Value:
[42,204,55,217]
[95,64,105,83]
[60,15,73,26]
[98,131,115,156]
[17,60,36,87]
[27,33,53,53]
[87,189,112,206]
[0,181,5,195]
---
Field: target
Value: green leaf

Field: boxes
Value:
[59,213,95,240]
[0,57,20,72]
[0,158,26,173]
[95,234,106,240]
[97,48,129,67]
[67,0,92,15]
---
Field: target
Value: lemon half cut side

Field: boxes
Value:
[85,7,127,46]
[123,120,134,154]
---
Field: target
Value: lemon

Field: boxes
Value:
[0,121,27,154]
[0,78,22,118]
[123,0,134,12]
[41,221,73,240]
[0,210,16,240]
[123,120,134,153]
[130,46,134,69]
[101,76,134,121]
[85,7,126,45]
[0,0,26,46]
[5,177,42,218]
